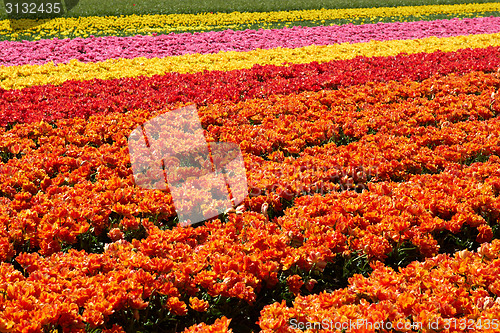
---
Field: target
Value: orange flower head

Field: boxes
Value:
[189,297,209,312]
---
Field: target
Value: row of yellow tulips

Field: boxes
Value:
[1,3,499,40]
[2,32,500,90]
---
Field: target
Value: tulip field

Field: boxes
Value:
[2,1,500,332]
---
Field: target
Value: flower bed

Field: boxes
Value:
[259,240,500,332]
[3,16,500,67]
[1,47,500,126]
[1,2,500,333]
[3,31,500,90]
[2,3,500,40]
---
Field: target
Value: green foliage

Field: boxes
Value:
[321,127,359,147]
[433,224,481,255]
[385,240,423,270]
[75,228,110,254]
[461,151,491,166]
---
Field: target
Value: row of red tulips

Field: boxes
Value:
[1,46,500,126]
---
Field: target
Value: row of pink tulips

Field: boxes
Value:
[1,16,500,66]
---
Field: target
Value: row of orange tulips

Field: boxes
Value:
[0,70,499,261]
[1,159,499,331]
[0,69,499,331]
